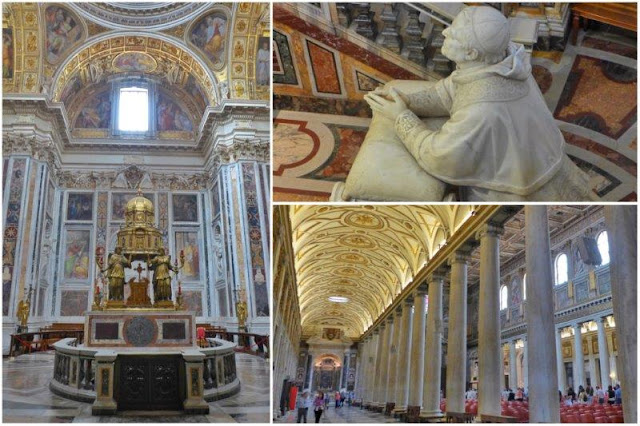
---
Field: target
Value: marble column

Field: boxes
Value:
[446,251,470,413]
[477,223,503,417]
[422,272,445,416]
[596,317,611,388]
[509,340,518,390]
[367,330,380,404]
[604,205,636,423]
[522,337,528,391]
[387,306,402,404]
[525,205,560,422]
[394,297,413,411]
[343,349,351,390]
[408,285,428,407]
[378,317,393,405]
[556,328,567,393]
[573,322,585,390]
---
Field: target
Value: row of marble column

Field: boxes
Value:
[355,206,637,423]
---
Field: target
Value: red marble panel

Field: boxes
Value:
[274,5,419,80]
[563,131,637,177]
[307,40,341,94]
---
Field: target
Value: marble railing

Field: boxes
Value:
[50,337,240,403]
[334,3,455,73]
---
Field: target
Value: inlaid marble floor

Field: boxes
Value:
[2,352,269,423]
[276,405,399,423]
[274,28,637,201]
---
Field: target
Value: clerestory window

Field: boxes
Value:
[118,87,149,132]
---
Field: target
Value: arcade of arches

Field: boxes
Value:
[273,205,637,423]
[3,3,269,422]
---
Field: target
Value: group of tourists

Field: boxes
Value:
[561,384,622,405]
[295,389,354,423]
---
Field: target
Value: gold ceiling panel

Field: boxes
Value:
[291,205,477,338]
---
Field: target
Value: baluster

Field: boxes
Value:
[336,3,352,28]
[79,358,86,389]
[379,4,402,54]
[84,359,93,390]
[211,357,217,387]
[353,3,377,40]
[403,7,427,65]
[429,21,453,74]
[54,353,60,381]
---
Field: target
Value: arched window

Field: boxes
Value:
[523,274,527,301]
[500,285,508,310]
[555,253,568,285]
[597,231,610,265]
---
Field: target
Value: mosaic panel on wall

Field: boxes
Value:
[63,229,91,281]
[241,163,269,316]
[66,193,93,221]
[175,231,200,281]
[3,159,27,316]
[189,11,228,70]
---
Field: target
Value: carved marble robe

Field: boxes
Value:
[395,43,596,200]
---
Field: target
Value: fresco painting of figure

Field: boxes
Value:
[75,91,111,128]
[175,231,200,281]
[3,28,13,79]
[172,194,198,222]
[45,6,82,63]
[64,230,91,280]
[256,36,269,86]
[190,13,227,67]
[184,75,207,112]
[156,92,193,132]
[67,193,93,221]
[113,52,157,73]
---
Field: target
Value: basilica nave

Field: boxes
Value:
[273,205,636,423]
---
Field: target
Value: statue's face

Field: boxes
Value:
[115,247,121,254]
[441,20,466,64]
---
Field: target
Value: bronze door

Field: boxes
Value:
[117,355,183,411]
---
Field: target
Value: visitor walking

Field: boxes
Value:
[335,391,341,408]
[296,390,311,423]
[595,385,605,404]
[614,385,622,405]
[607,385,615,405]
[314,392,325,423]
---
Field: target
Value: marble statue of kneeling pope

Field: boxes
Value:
[331,6,599,202]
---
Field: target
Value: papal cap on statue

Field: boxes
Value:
[466,6,510,56]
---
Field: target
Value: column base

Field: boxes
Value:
[91,399,117,416]
[420,409,444,421]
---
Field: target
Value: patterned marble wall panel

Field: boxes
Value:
[3,158,27,316]
[241,162,269,317]
[60,290,88,316]
[182,290,203,316]
[217,286,228,317]
[37,286,46,317]
[158,192,169,247]
[575,278,589,303]
[596,268,611,294]
[304,38,344,97]
[96,192,108,252]
[273,30,299,86]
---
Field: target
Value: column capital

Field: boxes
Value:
[476,222,505,240]
[573,322,583,330]
[448,250,471,266]
[403,296,414,306]
[394,304,403,316]
[597,316,608,324]
[414,282,429,297]
[373,328,380,335]
[427,269,447,283]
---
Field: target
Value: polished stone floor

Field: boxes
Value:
[276,405,399,423]
[2,351,269,423]
[274,28,637,201]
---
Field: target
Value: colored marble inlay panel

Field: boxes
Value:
[306,40,341,94]
[274,94,371,117]
[562,131,636,177]
[273,30,298,85]
[555,55,636,139]
[183,290,203,317]
[60,290,88,316]
[158,192,169,247]
[355,70,383,92]
[96,192,108,250]
[307,124,367,181]
[3,158,26,316]
[241,163,269,317]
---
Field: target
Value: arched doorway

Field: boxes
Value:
[313,354,342,392]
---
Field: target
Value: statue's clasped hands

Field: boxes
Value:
[364,87,409,121]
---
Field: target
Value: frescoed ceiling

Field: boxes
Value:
[2,2,269,150]
[289,205,478,338]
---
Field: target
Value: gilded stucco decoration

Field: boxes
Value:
[52,35,216,108]
[290,205,477,337]
[3,3,41,94]
[228,2,269,101]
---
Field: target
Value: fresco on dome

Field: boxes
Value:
[60,74,82,105]
[113,51,157,73]
[175,231,200,281]
[184,75,207,111]
[64,230,91,280]
[189,12,227,68]
[3,28,14,79]
[75,91,111,129]
[256,36,270,87]
[156,92,193,132]
[45,6,83,64]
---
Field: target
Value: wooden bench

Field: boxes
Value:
[480,414,519,423]
[571,3,637,45]
[446,411,475,423]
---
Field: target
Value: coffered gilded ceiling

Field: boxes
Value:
[290,205,477,338]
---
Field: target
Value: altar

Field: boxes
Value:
[49,191,240,415]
